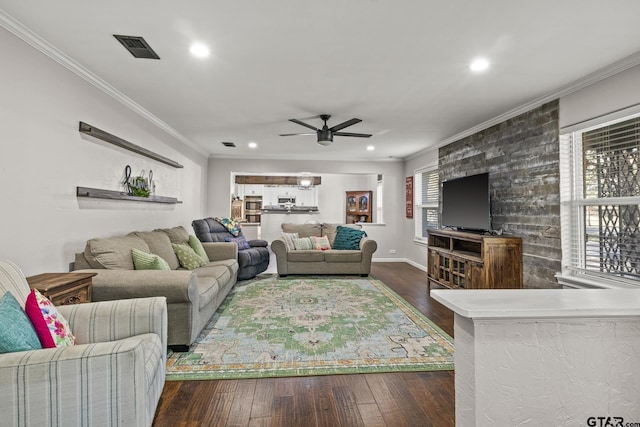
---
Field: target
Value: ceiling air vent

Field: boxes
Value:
[113,35,160,59]
[221,142,236,148]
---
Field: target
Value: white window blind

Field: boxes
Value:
[414,167,439,240]
[376,176,384,223]
[560,112,640,287]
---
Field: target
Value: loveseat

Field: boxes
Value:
[192,217,270,280]
[73,226,238,348]
[271,223,377,277]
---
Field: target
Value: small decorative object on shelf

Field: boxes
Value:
[123,165,151,197]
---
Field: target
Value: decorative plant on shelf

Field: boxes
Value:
[123,165,151,198]
[130,176,150,197]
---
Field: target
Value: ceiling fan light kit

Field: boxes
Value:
[280,114,372,146]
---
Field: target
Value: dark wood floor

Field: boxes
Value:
[152,263,455,427]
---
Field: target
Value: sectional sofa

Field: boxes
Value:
[73,226,238,348]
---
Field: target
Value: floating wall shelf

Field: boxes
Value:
[79,121,184,168]
[76,186,182,204]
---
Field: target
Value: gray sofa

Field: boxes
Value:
[271,223,377,277]
[73,226,238,348]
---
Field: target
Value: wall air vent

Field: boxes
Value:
[222,142,236,148]
[113,35,160,59]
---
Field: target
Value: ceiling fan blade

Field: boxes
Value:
[279,132,317,136]
[333,131,372,138]
[289,119,318,131]
[329,118,362,132]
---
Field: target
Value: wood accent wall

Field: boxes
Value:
[439,100,561,289]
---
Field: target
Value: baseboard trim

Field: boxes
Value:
[373,258,428,273]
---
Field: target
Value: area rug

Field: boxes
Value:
[165,275,454,380]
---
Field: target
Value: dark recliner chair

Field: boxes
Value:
[192,218,270,280]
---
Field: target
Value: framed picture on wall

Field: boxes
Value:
[405,176,413,218]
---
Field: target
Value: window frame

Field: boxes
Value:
[559,105,640,289]
[413,164,439,243]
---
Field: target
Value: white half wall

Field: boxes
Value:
[0,27,209,275]
[207,158,405,259]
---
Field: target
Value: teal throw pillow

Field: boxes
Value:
[189,235,210,262]
[131,248,171,270]
[0,291,42,354]
[332,226,367,250]
[172,243,208,270]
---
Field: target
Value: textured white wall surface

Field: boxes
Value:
[434,290,640,427]
[0,27,208,275]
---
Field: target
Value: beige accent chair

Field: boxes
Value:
[0,260,167,427]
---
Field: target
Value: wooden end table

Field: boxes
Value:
[26,272,97,305]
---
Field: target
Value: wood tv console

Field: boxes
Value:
[427,229,522,290]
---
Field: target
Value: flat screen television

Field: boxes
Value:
[441,172,491,232]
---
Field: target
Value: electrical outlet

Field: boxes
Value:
[389,249,397,254]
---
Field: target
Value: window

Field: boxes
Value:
[560,110,640,287]
[376,175,384,224]
[414,166,439,241]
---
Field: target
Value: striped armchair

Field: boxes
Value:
[0,260,167,427]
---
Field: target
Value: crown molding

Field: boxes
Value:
[0,9,208,157]
[407,50,640,161]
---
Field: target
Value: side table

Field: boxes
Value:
[26,272,97,305]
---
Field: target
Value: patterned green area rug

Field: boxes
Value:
[166,275,454,380]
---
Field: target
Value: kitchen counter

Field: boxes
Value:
[261,206,319,213]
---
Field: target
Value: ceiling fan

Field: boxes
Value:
[279,114,372,146]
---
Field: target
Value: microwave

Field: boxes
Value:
[278,196,296,207]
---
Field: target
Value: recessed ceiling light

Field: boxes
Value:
[470,57,490,72]
[190,43,210,58]
[248,142,258,149]
[366,145,375,151]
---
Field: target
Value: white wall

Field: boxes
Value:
[560,63,640,128]
[207,158,405,260]
[0,28,209,275]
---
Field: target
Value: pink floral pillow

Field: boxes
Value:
[25,289,75,348]
[311,236,331,251]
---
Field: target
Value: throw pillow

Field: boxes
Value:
[0,291,42,354]
[293,237,314,250]
[24,289,75,348]
[189,235,210,262]
[131,248,171,270]
[332,226,367,250]
[172,243,208,269]
[311,235,331,251]
[281,232,299,251]
[225,236,251,250]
